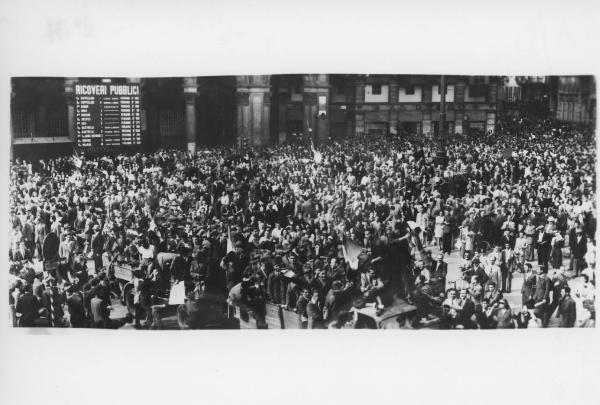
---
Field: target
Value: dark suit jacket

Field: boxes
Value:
[535,232,553,259]
[458,298,476,327]
[13,249,33,262]
[521,273,536,306]
[91,232,105,255]
[90,297,111,328]
[432,261,448,278]
[483,289,503,306]
[306,301,322,329]
[15,293,41,327]
[67,293,86,327]
[570,235,587,259]
[266,273,286,304]
[557,295,576,327]
[533,275,550,305]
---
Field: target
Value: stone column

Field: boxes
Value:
[64,78,77,144]
[235,75,271,147]
[454,80,466,135]
[422,111,432,137]
[455,115,463,135]
[353,77,366,137]
[182,77,198,153]
[302,74,330,144]
[486,112,496,134]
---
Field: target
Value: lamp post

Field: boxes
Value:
[436,75,448,167]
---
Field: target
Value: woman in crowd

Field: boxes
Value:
[493,299,514,329]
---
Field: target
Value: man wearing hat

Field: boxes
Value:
[266,262,286,305]
[532,266,551,327]
[524,219,536,261]
[15,283,42,327]
[557,285,577,328]
[569,227,587,277]
[430,254,448,296]
[34,216,47,260]
[534,224,552,268]
[90,224,105,273]
[323,280,349,323]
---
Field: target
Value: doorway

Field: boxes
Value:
[365,122,388,138]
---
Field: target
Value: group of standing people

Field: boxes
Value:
[8,116,596,329]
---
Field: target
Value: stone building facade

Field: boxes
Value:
[10,75,509,159]
[555,76,596,125]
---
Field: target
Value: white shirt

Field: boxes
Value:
[137,245,155,260]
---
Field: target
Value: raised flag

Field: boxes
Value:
[227,226,234,254]
[406,221,419,231]
[72,147,83,168]
[168,281,186,305]
[342,236,362,270]
[314,150,322,164]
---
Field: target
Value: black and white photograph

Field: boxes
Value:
[7,75,597,330]
[2,1,600,405]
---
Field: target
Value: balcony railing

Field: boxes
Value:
[515,76,547,85]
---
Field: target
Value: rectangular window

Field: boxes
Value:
[365,85,389,102]
[159,110,185,138]
[432,85,454,102]
[290,81,301,94]
[318,95,327,116]
[291,80,303,102]
[470,84,487,98]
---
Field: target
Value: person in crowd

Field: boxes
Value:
[430,254,448,296]
[65,284,86,327]
[486,256,502,290]
[360,267,384,304]
[471,301,485,329]
[441,209,454,255]
[15,283,42,327]
[514,230,528,273]
[453,270,471,293]
[557,286,576,328]
[90,285,112,328]
[266,263,286,305]
[514,306,532,329]
[532,267,552,327]
[502,242,515,293]
[295,288,311,329]
[455,288,475,329]
[412,275,440,321]
[521,263,536,308]
[306,290,323,329]
[40,278,65,327]
[493,299,514,329]
[524,219,537,262]
[434,212,444,250]
[548,267,569,320]
[570,227,588,277]
[483,281,503,307]
[535,225,552,269]
[550,230,564,270]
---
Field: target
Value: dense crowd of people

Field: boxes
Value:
[8,117,597,329]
